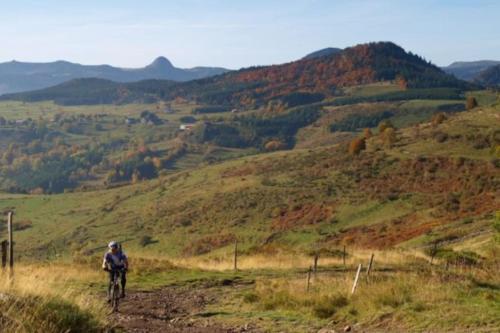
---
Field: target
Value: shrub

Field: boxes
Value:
[273,92,325,107]
[243,292,260,303]
[434,131,448,143]
[431,113,447,126]
[444,192,461,212]
[348,138,366,155]
[140,110,163,125]
[313,295,349,319]
[179,116,197,123]
[14,220,33,231]
[466,96,478,110]
[382,127,397,147]
[375,284,413,308]
[139,235,155,247]
[432,248,482,266]
[331,111,394,132]
[1,295,102,333]
[378,119,394,133]
[193,106,231,114]
[264,140,285,151]
[494,211,500,243]
[472,135,490,149]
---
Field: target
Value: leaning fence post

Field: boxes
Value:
[233,240,238,271]
[430,242,438,265]
[7,212,14,270]
[343,245,346,269]
[306,266,312,292]
[313,253,319,273]
[351,264,362,294]
[366,253,375,276]
[1,240,7,269]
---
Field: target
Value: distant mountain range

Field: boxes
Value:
[0,57,229,95]
[474,64,500,87]
[1,42,472,106]
[442,60,500,81]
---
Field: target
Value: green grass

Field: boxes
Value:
[342,82,404,97]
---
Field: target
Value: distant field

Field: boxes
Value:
[0,100,241,121]
[342,82,404,97]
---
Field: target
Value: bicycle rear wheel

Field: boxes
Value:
[112,283,120,312]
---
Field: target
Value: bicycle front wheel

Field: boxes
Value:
[112,284,120,312]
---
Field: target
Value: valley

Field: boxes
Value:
[0,41,498,332]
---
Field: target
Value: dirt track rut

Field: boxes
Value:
[109,283,260,333]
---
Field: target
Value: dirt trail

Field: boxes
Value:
[109,283,260,333]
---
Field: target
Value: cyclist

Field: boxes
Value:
[102,241,129,299]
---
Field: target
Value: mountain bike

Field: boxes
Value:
[108,267,125,312]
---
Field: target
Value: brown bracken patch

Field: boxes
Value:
[327,213,442,249]
[272,203,335,231]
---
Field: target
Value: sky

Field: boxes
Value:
[0,0,498,69]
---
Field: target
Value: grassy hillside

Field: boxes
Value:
[0,91,497,333]
[0,81,473,195]
[0,99,497,260]
[475,64,500,87]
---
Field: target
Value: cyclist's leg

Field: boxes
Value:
[120,270,126,297]
[107,270,114,301]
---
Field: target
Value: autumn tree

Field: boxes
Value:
[378,119,394,134]
[363,128,373,139]
[382,127,397,147]
[395,75,408,89]
[152,157,163,169]
[264,140,285,151]
[431,113,447,126]
[349,138,366,155]
[131,170,141,184]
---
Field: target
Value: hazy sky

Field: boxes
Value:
[0,0,498,69]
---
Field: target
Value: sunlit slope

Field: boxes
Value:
[0,104,498,259]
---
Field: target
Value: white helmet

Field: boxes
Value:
[108,241,118,249]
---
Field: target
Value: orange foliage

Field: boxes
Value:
[349,138,366,155]
[264,140,285,151]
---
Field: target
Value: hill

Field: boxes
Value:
[1,99,498,259]
[0,78,176,105]
[474,64,500,87]
[0,79,497,333]
[442,60,500,81]
[0,56,229,95]
[1,42,471,107]
[302,47,343,60]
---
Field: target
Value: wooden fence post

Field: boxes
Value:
[1,240,7,269]
[366,253,374,276]
[233,240,238,271]
[7,211,13,271]
[343,245,346,269]
[313,253,319,273]
[430,242,438,265]
[351,264,362,294]
[306,266,312,292]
